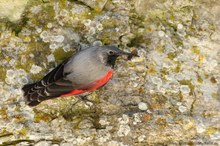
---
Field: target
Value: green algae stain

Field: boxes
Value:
[59,0,67,9]
[63,107,96,121]
[53,48,74,64]
[31,73,45,80]
[1,139,34,146]
[167,52,177,60]
[18,128,28,136]
[174,62,182,73]
[15,58,33,73]
[81,7,103,19]
[99,31,120,44]
[34,112,53,123]
[197,74,203,83]
[89,91,100,103]
[0,130,13,138]
[0,67,6,81]
[28,3,55,27]
[101,18,121,28]
[153,95,168,105]
[179,80,195,95]
[175,65,181,73]
[128,35,151,47]
[160,67,169,81]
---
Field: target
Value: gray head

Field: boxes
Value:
[96,46,130,68]
[63,45,138,87]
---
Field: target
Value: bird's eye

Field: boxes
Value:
[108,50,114,55]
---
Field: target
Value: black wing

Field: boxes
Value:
[22,58,74,106]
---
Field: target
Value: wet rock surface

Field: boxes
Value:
[0,0,220,145]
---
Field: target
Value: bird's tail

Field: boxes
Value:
[22,82,41,106]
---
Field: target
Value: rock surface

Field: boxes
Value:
[0,0,29,22]
[78,0,108,11]
[0,0,219,145]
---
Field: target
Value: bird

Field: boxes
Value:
[22,45,139,106]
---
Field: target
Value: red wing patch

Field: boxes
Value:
[61,70,113,97]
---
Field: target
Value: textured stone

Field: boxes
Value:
[0,0,29,22]
[78,0,108,11]
[0,0,219,145]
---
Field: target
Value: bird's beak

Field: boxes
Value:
[118,50,139,60]
[118,50,131,56]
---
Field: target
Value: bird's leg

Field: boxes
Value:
[76,92,97,107]
[68,94,94,111]
[68,98,81,111]
[78,94,94,103]
[69,92,98,109]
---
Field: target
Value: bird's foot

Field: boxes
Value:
[68,95,94,111]
[77,94,95,107]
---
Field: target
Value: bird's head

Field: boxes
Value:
[97,46,138,68]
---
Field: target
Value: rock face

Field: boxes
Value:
[0,0,29,22]
[0,0,220,145]
[78,0,108,11]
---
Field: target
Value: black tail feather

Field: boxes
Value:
[22,83,35,94]
[22,82,41,106]
[21,57,73,106]
[22,80,74,106]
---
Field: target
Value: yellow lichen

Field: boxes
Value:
[147,64,157,75]
[204,127,218,135]
[211,92,218,98]
[155,118,167,127]
[0,108,8,120]
[18,128,27,136]
[191,46,200,54]
[183,122,194,130]
[34,112,52,123]
[156,46,164,53]
[199,55,205,62]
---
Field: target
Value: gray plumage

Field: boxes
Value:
[22,46,131,106]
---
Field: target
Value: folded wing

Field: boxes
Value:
[22,58,74,106]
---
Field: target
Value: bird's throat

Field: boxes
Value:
[107,55,117,68]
